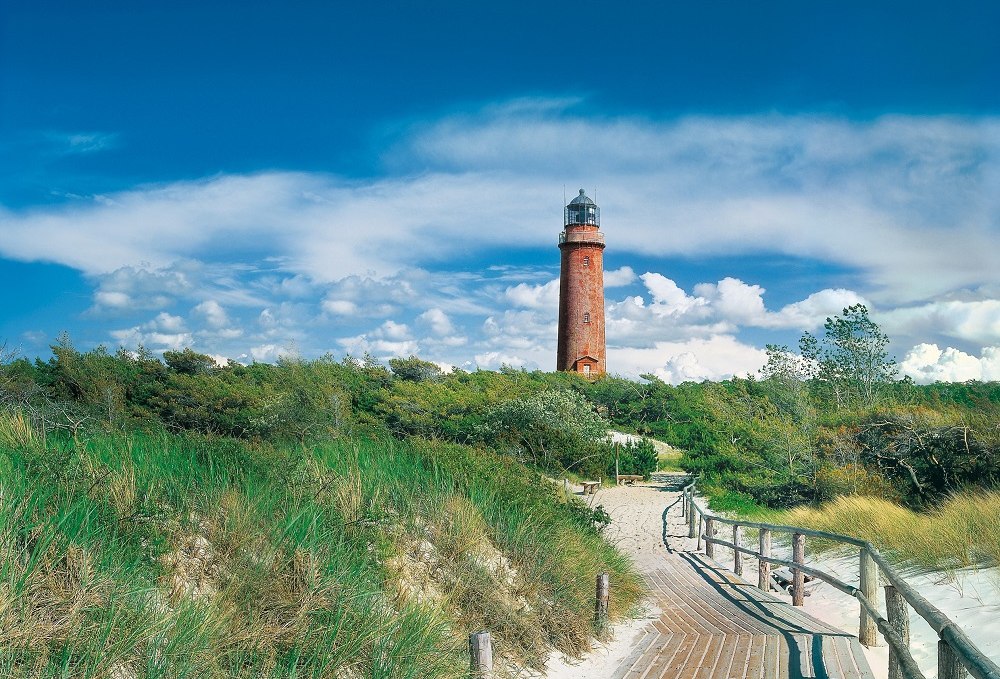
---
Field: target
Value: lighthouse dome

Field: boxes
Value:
[568,188,595,206]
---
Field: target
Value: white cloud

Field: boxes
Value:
[900,343,1000,383]
[249,344,283,363]
[770,289,868,330]
[322,299,358,315]
[641,273,706,316]
[474,350,530,370]
[337,335,419,358]
[606,274,866,347]
[604,266,637,287]
[193,300,229,329]
[884,299,1000,347]
[150,312,185,333]
[417,308,454,336]
[694,277,767,325]
[376,320,411,341]
[3,112,995,308]
[94,291,131,308]
[505,279,560,309]
[609,335,768,383]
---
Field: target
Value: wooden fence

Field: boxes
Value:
[682,479,1000,679]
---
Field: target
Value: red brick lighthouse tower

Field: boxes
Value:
[557,189,606,376]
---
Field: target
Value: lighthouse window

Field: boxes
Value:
[582,256,590,267]
[583,312,591,324]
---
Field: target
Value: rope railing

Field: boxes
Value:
[681,478,1000,679]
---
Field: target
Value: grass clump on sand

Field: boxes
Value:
[777,492,1000,571]
[0,417,643,678]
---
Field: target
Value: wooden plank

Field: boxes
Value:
[763,634,781,679]
[715,634,753,679]
[637,633,699,679]
[610,629,660,679]
[742,634,768,679]
[660,634,709,679]
[692,634,728,679]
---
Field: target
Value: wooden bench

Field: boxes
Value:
[617,474,644,485]
[580,480,602,495]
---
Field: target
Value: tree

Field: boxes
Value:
[800,304,898,410]
[163,348,217,375]
[479,389,609,472]
[388,355,442,382]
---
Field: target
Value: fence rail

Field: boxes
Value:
[682,479,1000,679]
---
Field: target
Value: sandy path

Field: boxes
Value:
[542,473,686,677]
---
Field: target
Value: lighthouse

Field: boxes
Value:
[556,189,606,376]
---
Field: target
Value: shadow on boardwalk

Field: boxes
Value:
[608,475,874,679]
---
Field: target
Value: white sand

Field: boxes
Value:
[543,475,1000,679]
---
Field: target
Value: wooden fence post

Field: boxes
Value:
[938,639,968,679]
[733,525,743,576]
[697,515,703,548]
[469,631,493,677]
[792,532,805,606]
[758,528,771,592]
[595,573,610,628]
[688,495,697,539]
[681,489,687,518]
[859,549,879,647]
[704,518,715,558]
[885,585,910,679]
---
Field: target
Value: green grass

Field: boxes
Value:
[651,440,684,473]
[704,489,772,517]
[0,419,643,677]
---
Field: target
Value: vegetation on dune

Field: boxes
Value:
[0,421,642,677]
[777,492,1000,571]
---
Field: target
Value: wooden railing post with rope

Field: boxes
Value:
[681,479,1000,679]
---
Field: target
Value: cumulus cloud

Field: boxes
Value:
[900,344,1000,383]
[338,335,419,358]
[505,279,560,310]
[606,273,867,347]
[694,277,767,325]
[193,300,229,329]
[604,266,637,287]
[376,320,411,341]
[609,335,768,383]
[770,289,868,330]
[641,273,706,316]
[322,299,358,315]
[417,308,454,336]
[474,350,530,370]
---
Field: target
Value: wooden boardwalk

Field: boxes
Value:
[611,550,875,679]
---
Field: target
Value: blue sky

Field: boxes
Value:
[2,1,999,382]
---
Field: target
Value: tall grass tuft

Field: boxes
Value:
[780,491,1000,571]
[0,410,44,451]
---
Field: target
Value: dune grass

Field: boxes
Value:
[776,492,1000,571]
[0,419,643,677]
